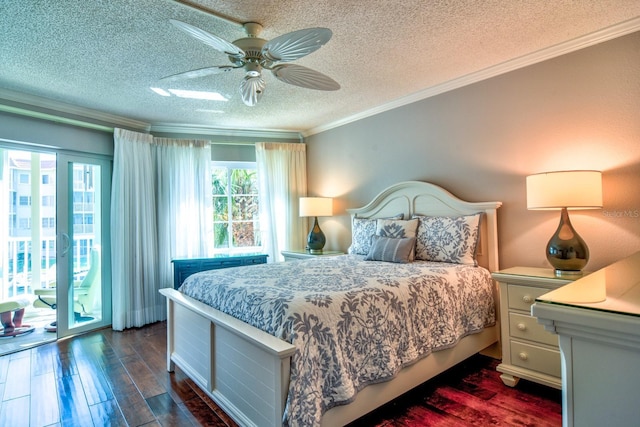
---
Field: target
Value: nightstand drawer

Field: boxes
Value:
[508,284,549,311]
[510,341,561,378]
[509,313,558,347]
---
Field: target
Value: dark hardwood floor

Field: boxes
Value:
[0,321,561,426]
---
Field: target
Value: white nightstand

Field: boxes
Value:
[281,249,344,261]
[492,267,586,389]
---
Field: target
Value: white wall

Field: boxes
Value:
[305,31,640,272]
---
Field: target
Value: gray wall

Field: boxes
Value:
[0,110,113,156]
[305,31,640,272]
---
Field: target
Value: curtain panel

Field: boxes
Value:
[154,137,212,296]
[111,129,211,330]
[111,129,160,331]
[255,142,307,262]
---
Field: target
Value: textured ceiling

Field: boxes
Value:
[1,0,639,135]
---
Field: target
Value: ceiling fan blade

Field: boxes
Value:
[262,28,332,62]
[170,19,245,58]
[272,64,340,91]
[160,66,237,82]
[239,75,266,106]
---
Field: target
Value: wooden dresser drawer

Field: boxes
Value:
[510,341,561,378]
[507,284,549,311]
[509,313,558,347]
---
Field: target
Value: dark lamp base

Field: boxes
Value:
[307,216,326,253]
[554,269,584,278]
[546,208,589,274]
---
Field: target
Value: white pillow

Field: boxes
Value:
[375,218,419,261]
[413,213,482,266]
[348,214,403,255]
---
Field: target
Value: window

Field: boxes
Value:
[19,196,31,206]
[19,173,29,184]
[42,174,50,184]
[212,162,261,252]
[41,217,55,228]
[42,195,55,206]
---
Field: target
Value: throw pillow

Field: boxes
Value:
[365,236,416,263]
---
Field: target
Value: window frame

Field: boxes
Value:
[211,161,261,254]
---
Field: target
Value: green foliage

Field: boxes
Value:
[212,166,260,249]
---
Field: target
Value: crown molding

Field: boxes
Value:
[0,87,303,141]
[150,123,303,142]
[0,88,150,132]
[303,17,640,137]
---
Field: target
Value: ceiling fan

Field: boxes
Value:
[162,19,340,106]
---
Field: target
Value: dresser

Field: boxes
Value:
[492,267,583,389]
[281,249,344,261]
[172,254,268,289]
[533,251,640,427]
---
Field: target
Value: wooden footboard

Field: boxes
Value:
[160,288,296,427]
[161,288,498,427]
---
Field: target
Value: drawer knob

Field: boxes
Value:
[517,323,527,331]
[522,295,533,304]
[519,352,528,361]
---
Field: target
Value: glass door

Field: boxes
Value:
[55,153,111,338]
[0,148,58,353]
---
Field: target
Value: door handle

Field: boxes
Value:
[61,232,70,257]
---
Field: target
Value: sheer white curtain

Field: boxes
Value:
[154,137,212,293]
[111,130,212,330]
[255,142,307,262]
[111,129,160,331]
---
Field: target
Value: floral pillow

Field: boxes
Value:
[348,214,403,255]
[365,236,416,263]
[375,218,419,260]
[413,213,482,266]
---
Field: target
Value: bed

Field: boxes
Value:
[160,180,502,426]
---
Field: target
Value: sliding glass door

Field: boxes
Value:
[0,147,111,345]
[55,153,111,338]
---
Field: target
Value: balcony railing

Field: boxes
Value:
[1,237,92,300]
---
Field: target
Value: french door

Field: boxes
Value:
[55,153,111,338]
[0,146,111,343]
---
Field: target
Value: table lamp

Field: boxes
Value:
[526,170,602,276]
[299,197,333,253]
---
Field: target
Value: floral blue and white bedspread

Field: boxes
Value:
[179,254,495,426]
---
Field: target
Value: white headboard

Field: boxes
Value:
[346,181,502,272]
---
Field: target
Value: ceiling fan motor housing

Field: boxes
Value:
[230,37,268,68]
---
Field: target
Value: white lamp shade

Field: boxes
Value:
[299,197,333,217]
[526,170,603,210]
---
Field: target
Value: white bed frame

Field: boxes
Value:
[160,181,502,426]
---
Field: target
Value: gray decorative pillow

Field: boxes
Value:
[348,214,403,255]
[365,236,416,263]
[375,218,419,260]
[413,213,482,265]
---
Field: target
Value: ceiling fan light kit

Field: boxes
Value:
[162,19,340,106]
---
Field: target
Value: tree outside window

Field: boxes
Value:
[212,162,261,252]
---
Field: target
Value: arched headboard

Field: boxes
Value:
[346,181,502,272]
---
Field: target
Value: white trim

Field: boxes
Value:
[0,88,149,132]
[303,17,640,137]
[0,104,114,133]
[150,123,303,142]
